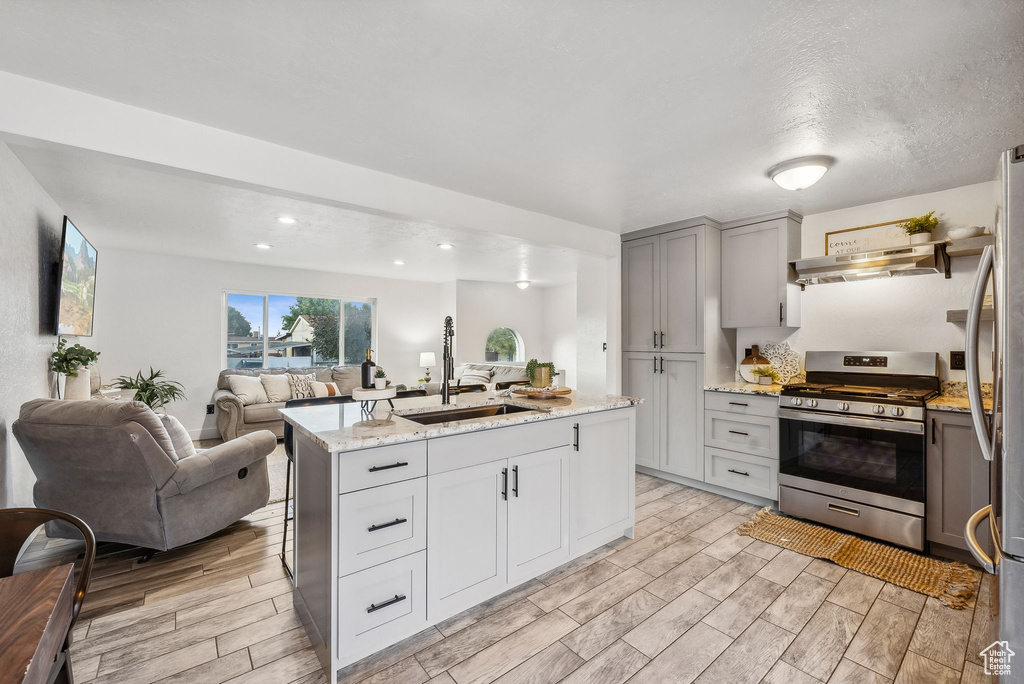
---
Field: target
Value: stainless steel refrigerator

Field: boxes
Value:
[965,144,1024,682]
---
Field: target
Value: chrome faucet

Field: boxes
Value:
[441,316,455,404]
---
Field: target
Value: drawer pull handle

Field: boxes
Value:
[727,468,750,477]
[368,518,408,532]
[368,462,409,472]
[827,503,861,517]
[728,402,749,407]
[367,594,407,613]
[728,430,749,436]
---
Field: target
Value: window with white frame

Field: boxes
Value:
[225,292,375,369]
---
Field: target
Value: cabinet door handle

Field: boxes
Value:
[653,330,658,349]
[368,461,408,472]
[573,423,580,451]
[512,465,519,497]
[367,594,406,613]
[659,356,664,374]
[828,502,861,517]
[368,518,408,532]
[501,467,508,500]
[727,468,750,477]
[728,401,749,407]
[660,331,665,348]
[931,417,937,445]
[653,357,658,374]
[779,302,784,325]
[728,430,749,436]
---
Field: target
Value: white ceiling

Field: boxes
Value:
[7,141,579,285]
[0,1,1022,233]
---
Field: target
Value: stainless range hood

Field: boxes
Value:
[792,242,951,286]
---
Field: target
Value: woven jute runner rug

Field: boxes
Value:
[737,508,980,609]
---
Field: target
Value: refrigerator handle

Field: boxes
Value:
[966,245,994,462]
[964,505,999,574]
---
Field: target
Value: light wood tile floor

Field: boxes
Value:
[18,473,997,683]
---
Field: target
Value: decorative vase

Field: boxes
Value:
[374,378,387,390]
[739,345,772,383]
[64,368,92,400]
[910,232,932,245]
[758,376,773,385]
[531,367,552,389]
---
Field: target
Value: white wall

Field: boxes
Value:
[737,182,996,381]
[0,143,66,506]
[91,249,446,438]
[576,255,613,394]
[542,283,577,388]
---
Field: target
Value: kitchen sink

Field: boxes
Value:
[399,403,544,425]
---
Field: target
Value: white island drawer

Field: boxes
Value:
[704,447,778,500]
[338,441,427,494]
[704,391,779,418]
[337,550,427,663]
[338,478,426,576]
[704,410,778,459]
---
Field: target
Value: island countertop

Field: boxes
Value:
[281,391,642,452]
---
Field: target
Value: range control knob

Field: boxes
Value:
[872,405,885,415]
[836,401,850,411]
[790,397,803,406]
[806,399,818,408]
[890,407,905,417]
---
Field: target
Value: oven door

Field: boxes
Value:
[778,408,926,511]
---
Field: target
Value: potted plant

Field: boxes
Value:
[899,211,938,245]
[374,367,388,390]
[751,365,780,386]
[50,337,100,400]
[113,368,186,411]
[526,359,556,388]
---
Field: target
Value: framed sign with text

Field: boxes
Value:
[825,219,912,255]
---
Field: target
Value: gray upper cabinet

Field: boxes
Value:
[926,410,991,554]
[721,212,802,328]
[622,236,660,351]
[660,228,704,353]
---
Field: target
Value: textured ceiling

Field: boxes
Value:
[0,1,1022,232]
[7,142,579,286]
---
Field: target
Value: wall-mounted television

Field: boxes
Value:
[55,216,98,337]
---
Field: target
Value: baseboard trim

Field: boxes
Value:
[189,427,221,441]
[636,465,776,509]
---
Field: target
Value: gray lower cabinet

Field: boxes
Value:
[926,410,991,553]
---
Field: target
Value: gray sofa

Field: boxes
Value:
[213,366,406,441]
[12,399,274,550]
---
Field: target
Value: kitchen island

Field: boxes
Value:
[281,391,639,678]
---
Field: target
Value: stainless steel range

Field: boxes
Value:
[778,351,940,551]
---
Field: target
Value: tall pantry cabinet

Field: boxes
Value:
[621,217,734,481]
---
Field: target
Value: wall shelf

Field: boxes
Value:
[945,234,995,258]
[946,307,994,323]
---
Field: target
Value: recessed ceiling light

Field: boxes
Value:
[437,243,454,250]
[276,216,297,224]
[394,259,405,266]
[767,155,835,191]
[254,243,273,249]
[516,280,531,290]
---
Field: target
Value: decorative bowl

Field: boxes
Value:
[947,225,985,240]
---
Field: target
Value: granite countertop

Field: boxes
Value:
[704,381,785,397]
[927,395,993,413]
[281,391,642,452]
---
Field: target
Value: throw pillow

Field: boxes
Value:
[288,373,317,399]
[311,380,343,398]
[158,414,197,461]
[459,370,492,386]
[227,374,269,406]
[261,374,292,402]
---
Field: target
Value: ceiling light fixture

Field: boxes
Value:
[516,281,531,290]
[254,243,273,249]
[394,259,405,265]
[276,216,297,224]
[767,155,835,191]
[437,243,454,250]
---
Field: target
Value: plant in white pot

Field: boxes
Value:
[899,211,938,245]
[751,365,780,386]
[373,367,388,390]
[50,337,100,400]
[113,368,185,411]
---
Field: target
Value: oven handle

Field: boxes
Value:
[778,408,925,435]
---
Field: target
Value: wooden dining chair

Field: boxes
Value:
[0,508,95,684]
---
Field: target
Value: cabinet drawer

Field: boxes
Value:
[704,391,778,418]
[337,550,427,663]
[704,410,778,459]
[704,447,778,500]
[338,441,427,494]
[338,478,426,576]
[428,418,571,474]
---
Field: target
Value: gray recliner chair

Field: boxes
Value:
[12,399,274,551]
